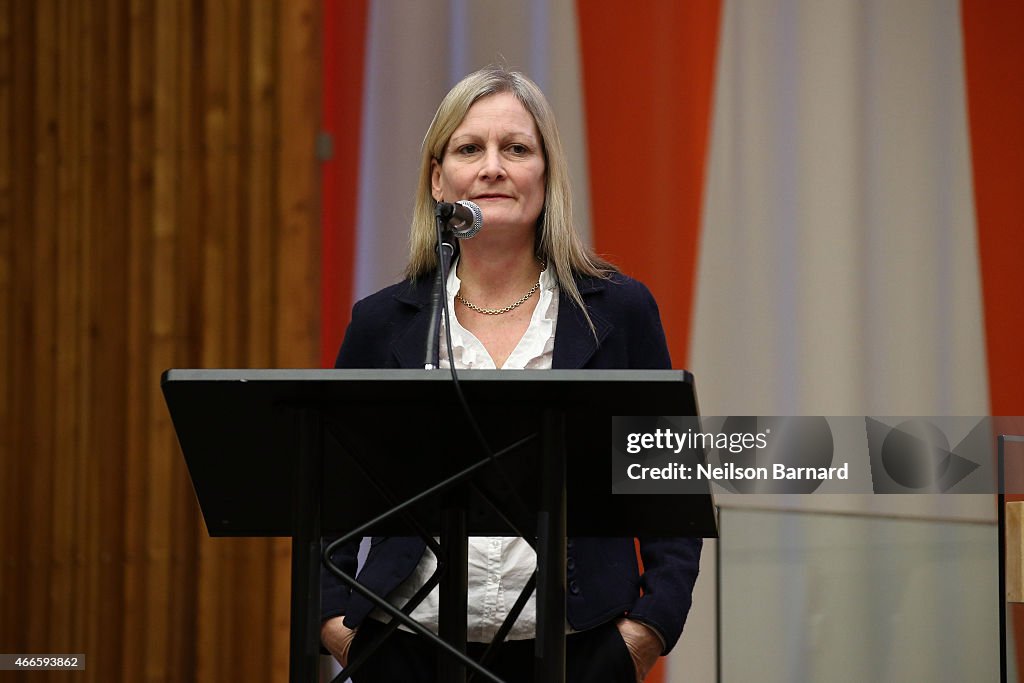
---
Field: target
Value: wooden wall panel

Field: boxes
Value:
[0,1,321,681]
[0,0,12,664]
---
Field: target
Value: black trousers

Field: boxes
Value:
[348,618,637,682]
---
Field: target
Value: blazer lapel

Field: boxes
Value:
[390,277,434,369]
[552,276,612,369]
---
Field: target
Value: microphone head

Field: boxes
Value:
[452,200,483,239]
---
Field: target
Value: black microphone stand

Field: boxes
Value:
[422,203,473,680]
[424,204,457,370]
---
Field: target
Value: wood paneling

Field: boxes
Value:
[0,1,321,680]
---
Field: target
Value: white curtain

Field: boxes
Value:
[690,1,998,680]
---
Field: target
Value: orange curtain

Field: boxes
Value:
[961,0,1024,676]
[320,0,369,366]
[577,0,722,369]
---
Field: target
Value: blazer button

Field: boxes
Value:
[566,557,576,572]
[569,580,580,595]
[566,539,574,549]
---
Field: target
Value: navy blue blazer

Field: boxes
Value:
[321,271,702,654]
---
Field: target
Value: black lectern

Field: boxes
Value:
[161,368,717,683]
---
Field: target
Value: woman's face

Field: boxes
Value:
[432,92,546,235]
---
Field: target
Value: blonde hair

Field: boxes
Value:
[406,65,614,326]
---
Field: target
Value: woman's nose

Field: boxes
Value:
[478,147,505,180]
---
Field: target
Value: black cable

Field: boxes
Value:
[433,217,536,531]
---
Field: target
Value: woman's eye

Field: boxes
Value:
[508,144,529,155]
[457,144,479,155]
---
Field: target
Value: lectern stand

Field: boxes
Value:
[162,369,717,683]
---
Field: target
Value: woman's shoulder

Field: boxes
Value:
[336,276,432,368]
[574,270,660,312]
[565,269,670,368]
[350,276,431,319]
[606,270,656,296]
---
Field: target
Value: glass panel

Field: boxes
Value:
[718,507,1003,682]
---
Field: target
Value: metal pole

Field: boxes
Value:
[290,409,324,683]
[439,502,469,682]
[535,409,567,682]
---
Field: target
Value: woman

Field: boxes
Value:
[321,66,702,682]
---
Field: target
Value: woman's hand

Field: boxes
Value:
[321,617,358,668]
[616,618,663,682]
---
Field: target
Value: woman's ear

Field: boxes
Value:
[431,158,443,201]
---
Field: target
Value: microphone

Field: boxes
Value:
[436,200,483,239]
